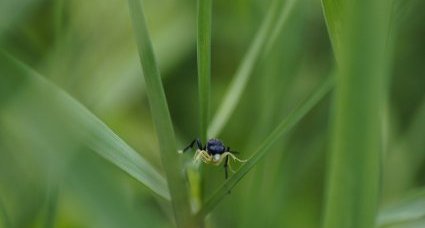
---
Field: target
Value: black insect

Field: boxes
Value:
[180,138,245,179]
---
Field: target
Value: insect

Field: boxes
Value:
[179,138,246,179]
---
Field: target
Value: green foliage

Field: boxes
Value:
[198,76,334,219]
[0,52,170,200]
[208,0,298,138]
[378,188,425,227]
[322,0,392,227]
[127,0,192,226]
[0,0,424,227]
[197,0,212,143]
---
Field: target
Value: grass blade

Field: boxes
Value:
[127,1,193,226]
[377,189,425,227]
[265,0,299,54]
[320,0,344,57]
[197,76,334,218]
[197,0,212,143]
[186,0,213,215]
[322,0,392,227]
[0,51,171,201]
[207,0,298,138]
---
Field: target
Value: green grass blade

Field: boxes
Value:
[197,77,334,218]
[322,0,392,227]
[0,51,171,201]
[320,0,344,57]
[265,0,299,54]
[377,189,425,227]
[127,1,193,226]
[197,0,212,143]
[207,0,298,138]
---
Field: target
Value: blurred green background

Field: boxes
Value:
[0,0,424,227]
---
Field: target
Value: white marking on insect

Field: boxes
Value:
[193,149,247,171]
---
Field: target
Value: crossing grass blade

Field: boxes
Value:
[126,1,194,226]
[207,0,298,138]
[320,0,344,57]
[0,51,171,201]
[197,76,334,218]
[377,188,425,227]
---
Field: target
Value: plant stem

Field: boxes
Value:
[187,0,213,216]
[197,0,212,143]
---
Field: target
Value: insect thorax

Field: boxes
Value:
[206,138,226,154]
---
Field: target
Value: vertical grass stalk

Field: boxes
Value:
[127,1,193,227]
[197,0,212,143]
[323,0,391,227]
[187,0,213,214]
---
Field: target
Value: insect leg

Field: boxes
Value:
[182,138,203,152]
[193,150,200,161]
[200,151,212,163]
[224,155,229,179]
[226,147,239,154]
[224,155,232,194]
[196,138,203,150]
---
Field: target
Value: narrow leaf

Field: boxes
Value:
[207,0,299,138]
[322,0,392,227]
[197,76,334,218]
[126,1,193,226]
[377,189,425,227]
[0,51,171,201]
[197,0,212,143]
[320,0,344,56]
